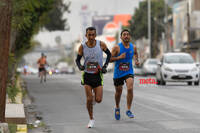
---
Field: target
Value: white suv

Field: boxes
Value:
[156,52,200,85]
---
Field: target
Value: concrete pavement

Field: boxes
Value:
[23,73,200,133]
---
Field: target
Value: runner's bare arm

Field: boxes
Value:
[100,41,108,51]
[37,59,40,64]
[37,59,40,67]
[134,45,140,66]
[77,45,83,56]
[110,45,125,62]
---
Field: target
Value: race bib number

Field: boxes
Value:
[86,62,99,72]
[119,62,130,71]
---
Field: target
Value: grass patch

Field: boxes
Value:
[27,124,34,129]
[22,87,27,98]
[8,124,17,133]
[6,84,20,103]
[39,121,46,127]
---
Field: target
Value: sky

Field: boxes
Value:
[35,0,141,47]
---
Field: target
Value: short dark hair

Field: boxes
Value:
[86,27,96,33]
[120,29,130,36]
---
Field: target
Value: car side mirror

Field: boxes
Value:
[196,63,200,67]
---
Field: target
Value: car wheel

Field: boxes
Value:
[160,73,166,85]
[188,82,192,85]
[161,80,166,85]
[194,81,199,86]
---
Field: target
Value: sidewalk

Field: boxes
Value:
[3,75,51,133]
[4,77,27,133]
[5,104,26,124]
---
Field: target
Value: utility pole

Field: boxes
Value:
[164,0,169,52]
[186,1,191,53]
[0,0,12,122]
[148,0,151,58]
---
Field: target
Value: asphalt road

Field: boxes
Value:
[23,73,200,133]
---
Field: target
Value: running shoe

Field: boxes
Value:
[115,108,120,120]
[87,119,95,128]
[126,110,134,118]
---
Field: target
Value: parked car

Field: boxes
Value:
[134,66,144,75]
[59,67,75,74]
[67,67,75,74]
[59,67,69,74]
[142,58,159,75]
[156,52,200,85]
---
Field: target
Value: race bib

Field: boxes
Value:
[119,62,130,71]
[86,62,99,72]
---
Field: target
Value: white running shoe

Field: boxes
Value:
[87,119,95,128]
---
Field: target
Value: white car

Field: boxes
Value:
[142,58,159,75]
[156,52,200,85]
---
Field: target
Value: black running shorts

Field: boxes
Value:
[81,72,103,88]
[113,74,134,86]
[39,67,45,72]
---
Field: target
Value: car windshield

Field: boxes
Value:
[148,60,158,64]
[164,55,194,64]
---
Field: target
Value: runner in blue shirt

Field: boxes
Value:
[110,29,139,120]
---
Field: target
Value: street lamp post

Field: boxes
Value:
[164,0,169,52]
[148,0,151,58]
[187,0,191,53]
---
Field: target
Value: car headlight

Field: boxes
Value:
[191,67,198,72]
[164,66,173,72]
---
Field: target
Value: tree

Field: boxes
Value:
[0,0,12,122]
[128,0,171,57]
[12,0,55,57]
[11,0,71,58]
[43,0,71,31]
[0,0,68,122]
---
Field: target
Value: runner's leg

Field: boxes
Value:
[38,68,40,77]
[125,78,134,110]
[84,85,94,120]
[44,69,47,82]
[40,70,44,83]
[93,86,103,103]
[115,85,123,108]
